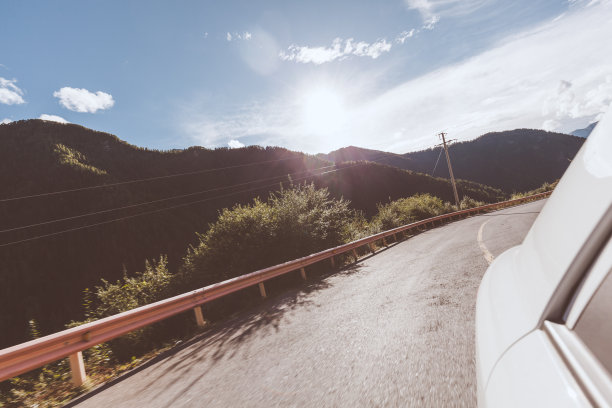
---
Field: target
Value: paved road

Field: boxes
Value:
[71,200,545,407]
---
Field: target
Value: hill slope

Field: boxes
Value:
[0,120,502,347]
[319,129,585,193]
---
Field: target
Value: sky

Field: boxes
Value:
[1,0,611,154]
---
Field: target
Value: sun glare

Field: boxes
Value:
[301,87,347,136]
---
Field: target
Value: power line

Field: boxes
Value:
[0,164,337,234]
[0,141,436,204]
[431,146,444,176]
[0,163,364,248]
[0,155,307,203]
[2,151,393,234]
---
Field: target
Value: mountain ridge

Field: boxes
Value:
[319,129,584,193]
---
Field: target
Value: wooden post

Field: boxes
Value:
[330,256,336,268]
[352,249,358,260]
[393,233,397,242]
[382,237,388,247]
[69,351,86,386]
[258,282,267,298]
[369,243,375,253]
[300,267,307,280]
[193,306,206,328]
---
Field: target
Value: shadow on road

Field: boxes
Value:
[66,261,366,406]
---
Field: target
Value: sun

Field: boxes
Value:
[300,87,347,136]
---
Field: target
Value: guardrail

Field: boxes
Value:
[0,191,551,386]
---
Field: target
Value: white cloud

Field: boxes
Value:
[1,118,13,125]
[542,119,561,131]
[185,1,612,154]
[0,77,25,105]
[423,15,440,30]
[228,139,245,148]
[395,29,416,44]
[569,0,610,7]
[204,32,209,39]
[405,0,490,22]
[348,2,612,151]
[53,87,114,113]
[226,31,252,42]
[280,37,392,65]
[39,114,69,123]
[543,77,612,122]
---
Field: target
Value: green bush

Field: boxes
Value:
[459,196,485,210]
[371,194,449,231]
[511,180,558,199]
[181,183,357,286]
[76,256,182,361]
[92,256,174,317]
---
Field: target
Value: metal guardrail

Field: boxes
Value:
[0,191,551,386]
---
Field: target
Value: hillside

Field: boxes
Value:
[319,129,585,193]
[0,120,502,347]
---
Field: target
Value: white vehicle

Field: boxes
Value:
[476,109,612,407]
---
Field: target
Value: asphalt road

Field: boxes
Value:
[70,200,546,408]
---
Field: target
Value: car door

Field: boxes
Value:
[484,234,612,407]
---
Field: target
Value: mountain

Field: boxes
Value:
[0,120,502,347]
[320,129,585,193]
[317,146,416,169]
[570,122,597,138]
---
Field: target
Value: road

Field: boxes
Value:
[70,200,545,407]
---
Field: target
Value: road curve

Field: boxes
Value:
[70,200,546,407]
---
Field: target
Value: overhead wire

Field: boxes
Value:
[0,162,366,248]
[0,164,336,234]
[1,140,444,204]
[1,150,394,236]
[431,146,444,176]
[0,155,307,203]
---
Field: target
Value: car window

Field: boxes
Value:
[574,267,612,374]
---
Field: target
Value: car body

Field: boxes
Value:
[475,109,612,407]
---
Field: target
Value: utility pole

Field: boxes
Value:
[438,132,460,208]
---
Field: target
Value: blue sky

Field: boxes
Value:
[1,0,611,153]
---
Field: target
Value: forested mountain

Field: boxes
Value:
[319,129,585,193]
[0,120,502,347]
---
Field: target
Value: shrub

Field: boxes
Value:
[459,196,485,210]
[77,256,182,360]
[181,183,357,286]
[511,180,558,199]
[371,194,449,231]
[92,256,174,317]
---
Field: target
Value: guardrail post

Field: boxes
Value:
[69,351,86,386]
[258,282,267,298]
[382,237,388,247]
[392,233,397,242]
[352,249,359,260]
[193,306,206,327]
[330,256,336,268]
[368,243,375,253]
[300,267,307,280]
